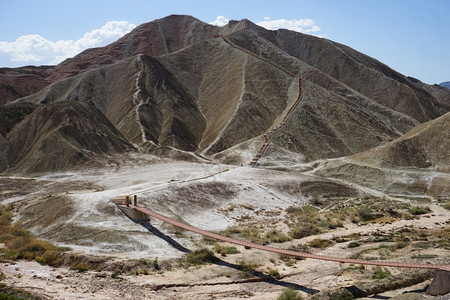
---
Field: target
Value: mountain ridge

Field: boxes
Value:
[1,15,449,176]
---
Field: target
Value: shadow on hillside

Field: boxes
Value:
[138,220,189,253]
[135,219,319,295]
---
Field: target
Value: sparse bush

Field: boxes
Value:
[71,263,88,273]
[0,205,69,266]
[311,193,321,205]
[348,241,361,248]
[289,225,320,239]
[214,244,240,256]
[267,267,282,279]
[239,261,259,278]
[152,258,160,270]
[442,201,450,210]
[185,249,216,266]
[277,287,303,300]
[265,230,291,243]
[357,206,375,221]
[308,238,334,249]
[408,206,431,215]
[372,266,390,279]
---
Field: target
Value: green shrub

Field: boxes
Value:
[185,249,216,266]
[76,264,88,273]
[285,206,302,214]
[347,242,361,248]
[372,266,390,279]
[408,206,431,215]
[265,230,291,243]
[289,225,320,239]
[239,262,259,278]
[395,241,410,249]
[308,238,334,249]
[311,193,321,205]
[277,287,303,300]
[70,263,88,273]
[152,258,160,270]
[357,206,375,221]
[214,244,240,256]
[442,201,450,210]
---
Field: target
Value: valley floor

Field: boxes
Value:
[0,154,449,299]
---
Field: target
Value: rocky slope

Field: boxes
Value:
[4,101,133,173]
[315,112,450,196]
[1,15,449,174]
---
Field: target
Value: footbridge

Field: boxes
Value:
[112,196,449,272]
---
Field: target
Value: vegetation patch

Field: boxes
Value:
[265,230,291,243]
[277,287,303,300]
[239,261,259,278]
[266,267,282,279]
[0,205,69,267]
[184,248,216,267]
[0,283,38,300]
[308,238,334,249]
[372,266,391,279]
[214,244,240,256]
[408,206,431,215]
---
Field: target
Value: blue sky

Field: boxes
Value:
[0,0,448,84]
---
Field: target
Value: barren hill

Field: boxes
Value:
[1,15,450,173]
[315,112,450,197]
[3,101,132,173]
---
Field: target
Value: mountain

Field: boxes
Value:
[440,81,450,89]
[1,15,450,174]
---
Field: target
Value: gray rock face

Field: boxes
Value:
[426,270,450,296]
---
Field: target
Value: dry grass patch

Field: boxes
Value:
[0,205,69,267]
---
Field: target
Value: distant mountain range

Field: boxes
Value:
[440,81,450,89]
[0,15,449,178]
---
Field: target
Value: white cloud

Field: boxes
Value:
[209,16,230,27]
[0,21,136,66]
[209,16,323,37]
[256,17,322,35]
